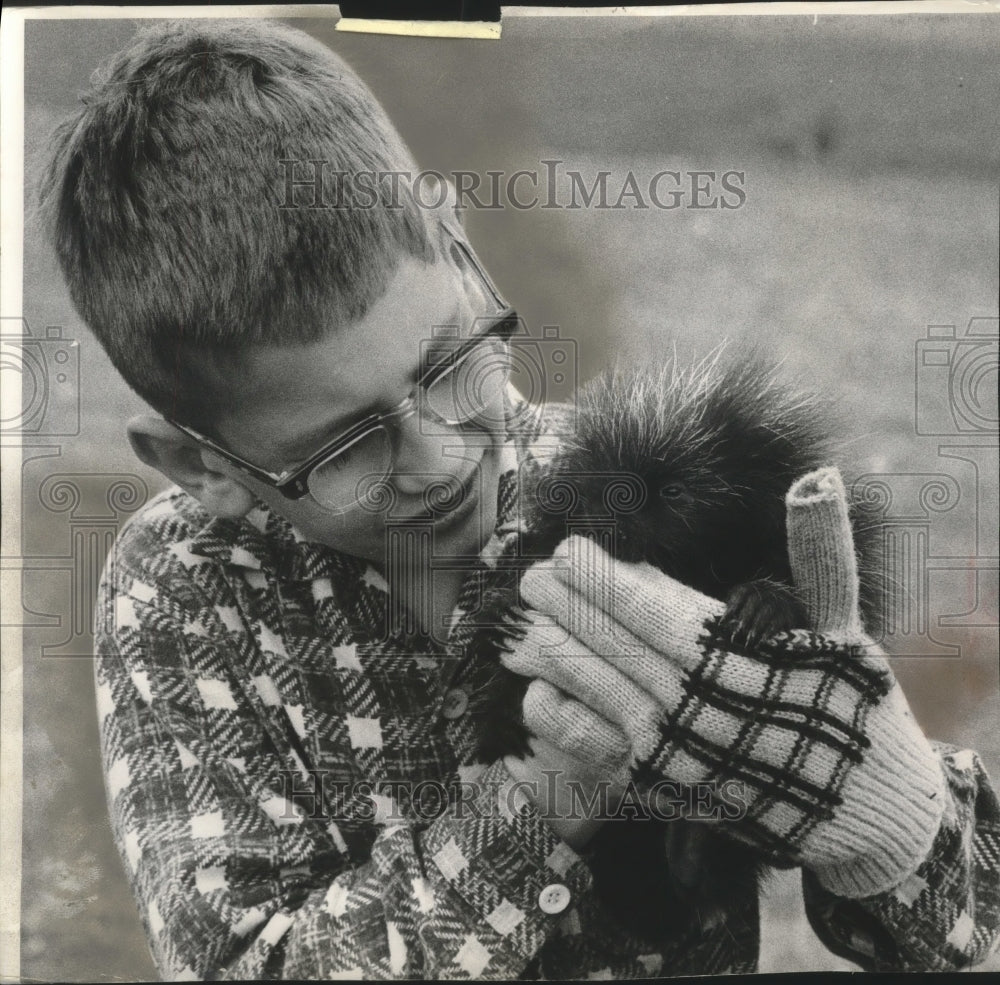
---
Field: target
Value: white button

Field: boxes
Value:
[441,688,469,720]
[538,883,571,915]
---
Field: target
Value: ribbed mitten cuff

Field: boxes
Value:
[805,680,948,899]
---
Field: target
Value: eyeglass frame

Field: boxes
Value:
[165,221,519,506]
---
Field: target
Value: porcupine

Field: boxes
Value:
[467,348,887,943]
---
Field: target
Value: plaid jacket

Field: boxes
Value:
[95,396,1000,979]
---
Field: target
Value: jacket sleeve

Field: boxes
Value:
[802,742,1000,971]
[96,571,593,980]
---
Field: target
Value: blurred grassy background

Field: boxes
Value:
[18,12,999,979]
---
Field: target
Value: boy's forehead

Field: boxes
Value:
[222,252,456,385]
[210,254,464,461]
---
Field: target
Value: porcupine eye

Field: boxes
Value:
[659,482,687,500]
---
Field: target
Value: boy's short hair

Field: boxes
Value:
[40,19,433,428]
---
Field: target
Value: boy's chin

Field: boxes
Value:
[407,467,501,557]
[433,491,499,556]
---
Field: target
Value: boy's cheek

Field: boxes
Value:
[238,478,386,558]
[272,497,386,556]
[238,432,506,561]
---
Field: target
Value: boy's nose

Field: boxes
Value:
[390,413,467,495]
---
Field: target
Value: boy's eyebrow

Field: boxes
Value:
[281,307,466,464]
[281,401,384,464]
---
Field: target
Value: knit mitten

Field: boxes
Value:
[501,467,947,899]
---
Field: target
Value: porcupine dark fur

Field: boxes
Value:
[467,347,888,944]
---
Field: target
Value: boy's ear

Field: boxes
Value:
[127,415,257,519]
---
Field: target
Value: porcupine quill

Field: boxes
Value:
[467,346,887,943]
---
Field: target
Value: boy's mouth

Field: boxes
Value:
[432,469,481,529]
[400,460,484,527]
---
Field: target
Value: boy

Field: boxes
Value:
[40,19,999,979]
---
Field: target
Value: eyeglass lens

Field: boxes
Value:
[306,336,510,512]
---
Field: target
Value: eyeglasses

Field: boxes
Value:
[167,225,519,515]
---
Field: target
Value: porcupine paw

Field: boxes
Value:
[721,578,808,649]
[476,704,535,763]
[472,668,534,763]
[666,825,772,934]
[470,606,536,764]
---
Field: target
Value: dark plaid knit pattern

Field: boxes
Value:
[95,397,1000,977]
[632,620,894,865]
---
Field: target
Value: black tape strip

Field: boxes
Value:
[338,2,501,22]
